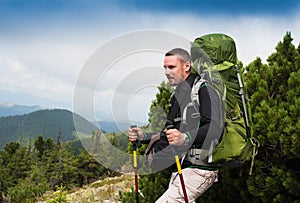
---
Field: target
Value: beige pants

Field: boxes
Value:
[155,168,218,203]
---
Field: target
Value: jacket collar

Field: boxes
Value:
[176,73,198,92]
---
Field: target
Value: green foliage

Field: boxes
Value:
[244,32,300,202]
[197,166,259,203]
[7,175,49,203]
[119,188,136,203]
[0,134,111,202]
[47,185,68,203]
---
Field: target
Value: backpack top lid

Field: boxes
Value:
[191,33,237,67]
[190,33,242,118]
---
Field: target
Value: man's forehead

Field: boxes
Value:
[164,55,180,63]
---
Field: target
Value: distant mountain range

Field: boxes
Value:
[0,109,98,149]
[0,90,70,110]
[0,103,41,117]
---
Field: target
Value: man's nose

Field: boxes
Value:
[165,68,171,75]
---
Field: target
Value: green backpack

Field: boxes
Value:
[190,33,259,174]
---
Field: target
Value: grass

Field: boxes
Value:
[39,174,135,203]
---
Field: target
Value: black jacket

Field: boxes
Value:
[166,73,224,150]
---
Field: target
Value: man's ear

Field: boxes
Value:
[185,61,191,72]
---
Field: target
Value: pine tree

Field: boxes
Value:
[245,32,300,202]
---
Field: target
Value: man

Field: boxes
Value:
[128,48,224,202]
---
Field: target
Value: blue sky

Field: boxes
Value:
[1,0,298,16]
[0,0,300,123]
[124,0,298,15]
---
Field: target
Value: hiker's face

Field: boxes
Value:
[164,55,190,86]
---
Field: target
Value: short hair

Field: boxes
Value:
[165,48,191,63]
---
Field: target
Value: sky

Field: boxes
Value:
[0,0,300,124]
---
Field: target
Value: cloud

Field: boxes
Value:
[154,11,300,64]
[0,56,73,96]
[0,58,26,73]
[1,1,300,123]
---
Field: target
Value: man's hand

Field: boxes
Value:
[128,127,144,142]
[164,128,185,146]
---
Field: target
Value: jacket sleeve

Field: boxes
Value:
[188,85,224,150]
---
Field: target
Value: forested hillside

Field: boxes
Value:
[0,109,98,149]
[0,135,122,202]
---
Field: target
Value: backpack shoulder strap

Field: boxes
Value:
[191,75,208,106]
[180,75,207,125]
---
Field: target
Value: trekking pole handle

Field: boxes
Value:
[130,125,138,137]
[130,125,138,149]
[166,124,174,130]
[162,124,174,136]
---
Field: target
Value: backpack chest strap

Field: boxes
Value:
[184,148,220,169]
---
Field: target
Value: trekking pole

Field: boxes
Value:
[174,150,188,203]
[130,125,139,203]
[165,124,189,203]
[236,65,260,175]
[235,65,249,129]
